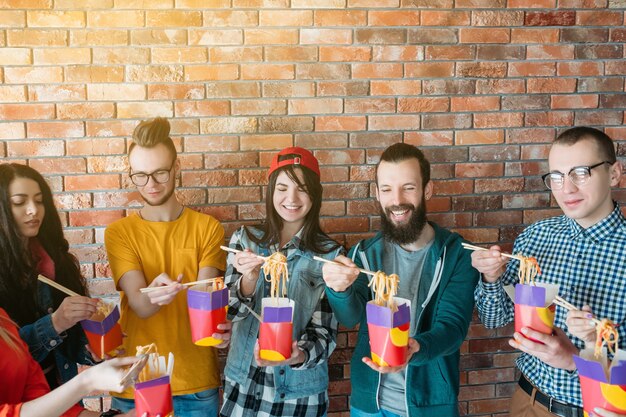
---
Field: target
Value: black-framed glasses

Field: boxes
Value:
[129,160,176,187]
[541,161,612,190]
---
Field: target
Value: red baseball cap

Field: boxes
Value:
[268,147,320,178]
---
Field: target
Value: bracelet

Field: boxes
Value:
[100,409,122,417]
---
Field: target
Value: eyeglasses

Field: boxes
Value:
[129,160,176,187]
[541,161,612,190]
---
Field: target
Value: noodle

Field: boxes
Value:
[517,256,541,285]
[136,343,159,382]
[263,252,288,300]
[594,319,619,359]
[91,300,114,321]
[368,271,400,311]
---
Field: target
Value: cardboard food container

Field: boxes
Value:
[508,283,559,342]
[135,352,174,417]
[574,349,626,416]
[187,283,228,347]
[80,304,123,360]
[366,298,411,367]
[259,297,294,361]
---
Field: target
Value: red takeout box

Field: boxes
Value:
[366,298,411,367]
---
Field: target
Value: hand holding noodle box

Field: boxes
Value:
[258,252,293,361]
[366,271,411,367]
[80,300,123,360]
[573,319,625,416]
[187,277,228,347]
[134,343,174,417]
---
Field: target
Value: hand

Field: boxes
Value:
[51,296,99,334]
[234,250,264,281]
[81,356,141,393]
[212,320,232,349]
[254,341,306,367]
[469,245,508,283]
[591,408,626,417]
[509,327,579,371]
[145,273,184,306]
[321,255,360,292]
[566,305,597,344]
[85,343,125,362]
[362,338,420,373]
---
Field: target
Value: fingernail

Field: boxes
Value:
[590,321,597,327]
[521,327,528,335]
[585,313,593,319]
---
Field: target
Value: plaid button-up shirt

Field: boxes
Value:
[475,203,626,407]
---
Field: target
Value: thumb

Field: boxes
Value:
[176,273,183,283]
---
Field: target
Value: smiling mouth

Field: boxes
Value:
[282,205,301,211]
[25,220,40,226]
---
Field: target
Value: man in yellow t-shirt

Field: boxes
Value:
[104,117,228,417]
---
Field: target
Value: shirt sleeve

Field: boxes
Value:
[474,230,529,329]
[225,228,257,322]
[104,222,142,287]
[18,313,65,363]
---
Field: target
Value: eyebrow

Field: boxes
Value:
[10,192,43,198]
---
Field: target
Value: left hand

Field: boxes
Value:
[254,341,305,367]
[566,305,597,344]
[212,320,232,349]
[362,338,420,374]
[591,408,626,417]
[509,327,579,371]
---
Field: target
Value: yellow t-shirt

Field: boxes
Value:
[104,208,226,398]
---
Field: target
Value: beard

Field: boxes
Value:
[379,198,428,245]
[140,186,176,207]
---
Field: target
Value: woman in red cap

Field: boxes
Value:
[221,147,343,417]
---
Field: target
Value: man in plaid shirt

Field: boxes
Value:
[472,127,625,417]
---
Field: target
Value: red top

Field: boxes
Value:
[0,308,83,417]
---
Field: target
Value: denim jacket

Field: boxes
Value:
[224,226,342,402]
[18,281,94,385]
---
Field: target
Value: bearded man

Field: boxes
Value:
[322,143,479,417]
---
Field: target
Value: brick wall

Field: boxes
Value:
[1,1,626,415]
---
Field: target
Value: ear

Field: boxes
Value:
[374,183,380,202]
[609,161,622,187]
[424,180,434,201]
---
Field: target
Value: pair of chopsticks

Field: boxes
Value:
[220,245,288,264]
[461,242,525,261]
[38,275,81,297]
[139,277,221,294]
[312,256,376,277]
[553,295,602,325]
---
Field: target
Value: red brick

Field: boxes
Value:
[457,62,507,78]
[508,62,556,77]
[266,46,317,62]
[475,178,524,193]
[185,64,239,81]
[369,115,420,131]
[456,163,504,178]
[314,10,366,26]
[369,11,420,26]
[354,28,406,44]
[0,103,54,120]
[557,61,603,76]
[451,96,500,112]
[301,29,352,45]
[551,94,599,109]
[477,45,525,60]
[455,0,506,6]
[405,62,454,78]
[422,114,472,130]
[30,158,86,175]
[506,128,555,144]
[295,133,347,149]
[398,97,449,113]
[420,10,471,26]
[174,101,231,117]
[527,78,577,93]
[426,45,475,60]
[459,28,510,43]
[67,138,126,156]
[508,0,555,6]
[372,45,423,61]
[69,210,124,227]
[65,174,120,192]
[209,46,263,63]
[405,131,453,146]
[474,112,524,128]
[525,11,575,26]
[511,28,559,44]
[315,116,366,132]
[475,210,523,227]
[561,28,608,43]
[456,130,504,145]
[319,46,370,62]
[0,122,25,139]
[207,82,261,98]
[57,103,115,120]
[526,45,575,60]
[233,99,287,116]
[240,134,292,151]
[371,80,421,96]
[345,98,395,114]
[296,63,350,80]
[323,183,369,200]
[318,81,369,97]
[148,84,204,100]
[259,116,313,133]
[472,10,523,26]
[576,10,623,26]
[188,29,242,46]
[204,152,258,169]
[27,121,84,138]
[352,63,402,79]
[422,80,475,95]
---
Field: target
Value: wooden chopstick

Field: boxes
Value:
[461,243,524,261]
[553,295,602,325]
[312,256,377,277]
[139,277,221,294]
[240,302,262,322]
[119,354,148,386]
[37,275,81,297]
[220,245,271,261]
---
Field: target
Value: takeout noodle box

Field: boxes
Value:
[513,283,559,342]
[187,284,228,347]
[259,297,293,361]
[80,304,123,359]
[135,375,174,417]
[366,298,411,367]
[574,349,626,416]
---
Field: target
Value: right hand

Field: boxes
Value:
[234,250,264,281]
[321,255,360,292]
[51,296,99,334]
[145,273,184,306]
[469,245,508,283]
[82,356,142,393]
[566,305,597,343]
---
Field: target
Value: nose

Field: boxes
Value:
[25,200,38,216]
[390,188,403,206]
[561,175,579,194]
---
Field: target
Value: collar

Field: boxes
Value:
[566,202,625,243]
[271,228,305,253]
